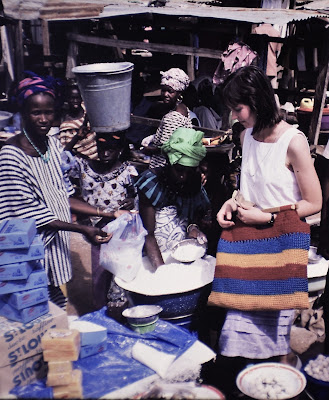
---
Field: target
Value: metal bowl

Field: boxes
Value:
[122,305,163,325]
[124,284,211,319]
[171,238,207,263]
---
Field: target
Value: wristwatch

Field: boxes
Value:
[268,213,275,225]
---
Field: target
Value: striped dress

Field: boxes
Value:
[149,109,193,169]
[0,136,74,287]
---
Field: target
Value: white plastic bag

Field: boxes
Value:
[99,212,147,282]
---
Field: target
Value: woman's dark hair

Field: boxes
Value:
[222,65,281,134]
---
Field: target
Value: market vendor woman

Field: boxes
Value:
[136,127,210,269]
[0,72,123,308]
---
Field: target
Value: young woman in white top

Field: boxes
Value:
[216,65,322,367]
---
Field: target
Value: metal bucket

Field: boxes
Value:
[72,62,134,132]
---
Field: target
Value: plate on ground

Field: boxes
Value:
[236,362,306,399]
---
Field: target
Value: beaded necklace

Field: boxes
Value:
[23,128,50,163]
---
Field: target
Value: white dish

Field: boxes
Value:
[308,246,323,264]
[236,362,306,400]
[171,238,206,263]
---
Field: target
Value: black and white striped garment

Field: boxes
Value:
[149,109,193,169]
[0,136,74,287]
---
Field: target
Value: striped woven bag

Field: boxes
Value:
[208,208,310,311]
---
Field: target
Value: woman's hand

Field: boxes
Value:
[118,198,135,211]
[187,224,208,245]
[113,209,130,218]
[237,207,272,225]
[217,198,238,228]
[82,225,113,245]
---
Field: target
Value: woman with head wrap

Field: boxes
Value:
[141,68,194,169]
[136,127,210,270]
[0,71,126,308]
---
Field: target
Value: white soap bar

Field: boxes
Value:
[69,320,107,346]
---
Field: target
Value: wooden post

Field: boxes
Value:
[308,31,329,145]
[41,19,52,75]
[66,27,79,79]
[14,20,24,80]
[187,33,195,82]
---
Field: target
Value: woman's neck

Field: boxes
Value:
[253,120,285,143]
[22,128,48,153]
[90,159,122,174]
[67,106,84,119]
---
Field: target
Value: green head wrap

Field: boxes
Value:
[161,127,206,167]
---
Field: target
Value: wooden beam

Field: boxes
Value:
[130,115,229,137]
[67,32,223,59]
[308,30,329,145]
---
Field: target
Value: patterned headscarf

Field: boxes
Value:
[160,68,190,92]
[13,71,63,108]
[161,127,206,167]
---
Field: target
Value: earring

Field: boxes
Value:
[176,95,183,105]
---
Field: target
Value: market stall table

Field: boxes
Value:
[10,307,216,399]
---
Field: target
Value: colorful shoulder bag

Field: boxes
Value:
[208,207,310,311]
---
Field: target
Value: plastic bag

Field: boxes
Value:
[99,212,147,282]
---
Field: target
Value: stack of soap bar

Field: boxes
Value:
[69,319,107,359]
[41,329,81,361]
[41,329,83,399]
[52,369,83,399]
[0,219,48,324]
[47,361,73,386]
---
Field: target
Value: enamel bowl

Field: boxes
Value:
[236,362,306,400]
[122,305,163,325]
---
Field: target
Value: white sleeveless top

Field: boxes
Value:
[240,127,304,209]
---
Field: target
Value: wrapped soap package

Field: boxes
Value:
[0,235,45,266]
[0,268,48,295]
[69,319,107,346]
[0,259,41,281]
[80,339,107,359]
[0,219,37,250]
[1,287,48,310]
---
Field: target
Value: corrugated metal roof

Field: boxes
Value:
[99,3,328,26]
[3,0,328,24]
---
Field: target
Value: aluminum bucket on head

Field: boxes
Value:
[72,62,134,133]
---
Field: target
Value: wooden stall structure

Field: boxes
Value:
[1,0,329,143]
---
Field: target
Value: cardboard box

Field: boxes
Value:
[0,260,40,281]
[1,287,48,310]
[0,235,45,266]
[0,352,48,397]
[0,268,47,295]
[0,301,68,368]
[0,300,49,324]
[0,219,37,250]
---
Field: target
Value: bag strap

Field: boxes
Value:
[262,204,298,213]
